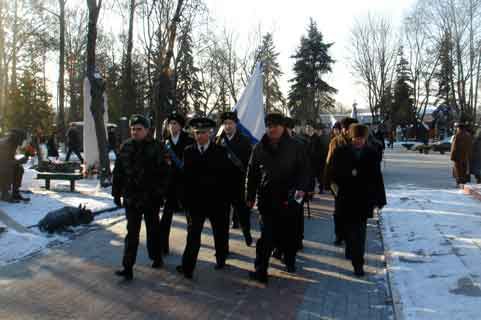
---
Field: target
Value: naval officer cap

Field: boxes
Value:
[189,117,216,132]
[167,110,186,127]
[220,110,238,122]
[129,114,150,128]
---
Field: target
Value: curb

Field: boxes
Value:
[462,184,481,202]
[378,213,405,320]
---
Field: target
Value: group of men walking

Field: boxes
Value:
[111,111,386,284]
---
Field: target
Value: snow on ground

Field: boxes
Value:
[0,222,52,267]
[382,186,481,320]
[0,165,123,267]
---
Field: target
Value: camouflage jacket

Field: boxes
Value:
[112,138,170,205]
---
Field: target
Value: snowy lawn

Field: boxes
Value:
[382,186,481,320]
[0,165,123,267]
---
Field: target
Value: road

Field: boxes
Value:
[0,146,452,320]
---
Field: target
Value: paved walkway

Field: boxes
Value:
[0,194,393,319]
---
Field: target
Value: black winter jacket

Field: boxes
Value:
[246,132,310,211]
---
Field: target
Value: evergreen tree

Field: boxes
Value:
[288,18,336,123]
[105,60,122,123]
[256,33,285,113]
[5,68,53,132]
[175,27,201,115]
[435,31,456,110]
[391,47,414,126]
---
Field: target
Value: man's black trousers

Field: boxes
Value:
[122,203,162,269]
[344,216,368,268]
[255,206,298,276]
[181,208,229,274]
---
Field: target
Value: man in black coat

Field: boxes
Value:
[160,111,194,255]
[331,124,386,276]
[112,115,170,281]
[309,123,330,193]
[65,123,83,163]
[216,110,253,246]
[176,117,231,279]
[246,113,310,284]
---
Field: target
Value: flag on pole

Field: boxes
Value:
[232,62,265,143]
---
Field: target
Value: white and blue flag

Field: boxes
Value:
[231,62,265,143]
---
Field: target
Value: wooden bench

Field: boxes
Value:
[401,143,415,150]
[36,173,83,192]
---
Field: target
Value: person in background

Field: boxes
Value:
[450,122,473,186]
[0,129,30,203]
[470,124,481,184]
[65,123,84,163]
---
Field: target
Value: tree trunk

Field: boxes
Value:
[58,0,66,139]
[121,0,136,118]
[0,0,5,130]
[86,0,110,185]
[154,0,184,134]
[11,0,18,90]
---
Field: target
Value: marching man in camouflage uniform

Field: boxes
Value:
[112,115,170,281]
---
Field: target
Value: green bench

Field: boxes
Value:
[36,172,83,192]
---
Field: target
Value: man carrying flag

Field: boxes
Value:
[160,111,194,255]
[216,111,253,247]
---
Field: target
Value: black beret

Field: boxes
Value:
[220,111,238,122]
[167,110,186,127]
[264,113,285,127]
[189,117,216,132]
[129,114,150,128]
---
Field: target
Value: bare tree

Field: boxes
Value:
[403,2,440,122]
[349,13,398,119]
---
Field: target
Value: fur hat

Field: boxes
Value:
[189,117,216,132]
[264,113,286,127]
[167,110,186,127]
[350,124,369,138]
[220,111,238,123]
[340,117,358,130]
[129,114,150,128]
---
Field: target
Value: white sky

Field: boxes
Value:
[204,0,416,110]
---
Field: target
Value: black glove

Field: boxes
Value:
[114,195,122,207]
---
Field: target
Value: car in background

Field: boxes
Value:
[430,135,454,154]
